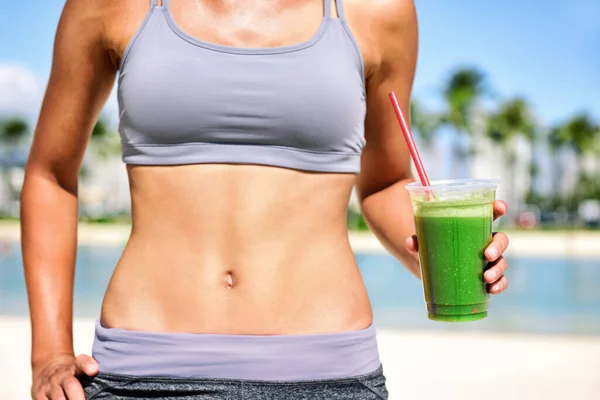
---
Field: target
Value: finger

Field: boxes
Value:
[484,232,509,262]
[33,392,49,400]
[62,377,85,400]
[484,256,508,283]
[48,386,66,400]
[74,355,98,377]
[488,276,508,295]
[34,383,52,400]
[493,200,508,220]
[405,235,418,253]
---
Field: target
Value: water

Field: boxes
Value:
[1,242,599,336]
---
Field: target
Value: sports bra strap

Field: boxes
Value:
[150,0,158,7]
[323,0,331,18]
[335,0,346,21]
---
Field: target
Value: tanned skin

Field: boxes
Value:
[22,1,509,398]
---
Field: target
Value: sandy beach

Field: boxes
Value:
[2,317,599,399]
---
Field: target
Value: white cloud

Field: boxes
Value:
[0,64,43,122]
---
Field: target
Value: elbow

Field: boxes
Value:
[23,160,79,198]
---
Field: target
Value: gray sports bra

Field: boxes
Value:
[118,0,366,173]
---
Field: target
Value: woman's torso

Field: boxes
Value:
[99,0,378,335]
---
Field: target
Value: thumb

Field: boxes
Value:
[75,354,99,377]
[405,235,418,254]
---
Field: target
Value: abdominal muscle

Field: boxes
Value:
[100,163,373,335]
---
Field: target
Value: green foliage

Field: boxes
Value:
[549,113,599,155]
[347,209,370,232]
[548,126,567,153]
[548,113,599,213]
[79,213,132,224]
[529,162,539,179]
[570,173,600,208]
[91,118,110,139]
[442,67,487,134]
[487,98,535,144]
[0,117,29,145]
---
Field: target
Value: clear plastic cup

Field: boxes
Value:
[406,179,499,322]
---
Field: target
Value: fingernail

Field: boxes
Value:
[487,249,497,260]
[492,284,499,293]
[486,271,496,281]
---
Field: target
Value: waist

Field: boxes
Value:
[102,247,372,333]
[92,319,381,380]
[101,229,372,333]
[102,164,369,332]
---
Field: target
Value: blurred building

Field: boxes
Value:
[471,134,532,215]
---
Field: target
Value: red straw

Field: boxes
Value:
[389,91,431,188]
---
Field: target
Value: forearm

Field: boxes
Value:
[359,177,421,278]
[21,169,79,366]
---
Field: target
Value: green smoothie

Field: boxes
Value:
[407,180,497,322]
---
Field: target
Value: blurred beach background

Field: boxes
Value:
[1,0,599,399]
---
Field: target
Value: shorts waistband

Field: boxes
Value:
[92,319,382,381]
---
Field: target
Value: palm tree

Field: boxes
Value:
[440,67,488,177]
[1,118,29,146]
[486,98,535,218]
[594,126,600,187]
[551,114,599,209]
[549,113,600,177]
[548,125,568,199]
[560,114,598,168]
[551,115,597,162]
[562,113,597,149]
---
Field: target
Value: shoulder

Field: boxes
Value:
[60,0,119,29]
[57,0,117,47]
[344,0,418,75]
[61,0,147,18]
[360,0,417,56]
[59,0,152,66]
[350,0,416,28]
[344,0,417,37]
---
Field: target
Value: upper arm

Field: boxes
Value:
[356,0,418,199]
[26,0,117,192]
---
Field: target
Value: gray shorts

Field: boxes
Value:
[79,366,388,399]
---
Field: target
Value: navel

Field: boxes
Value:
[224,271,236,289]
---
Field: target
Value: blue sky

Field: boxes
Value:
[414,0,600,127]
[0,0,599,126]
